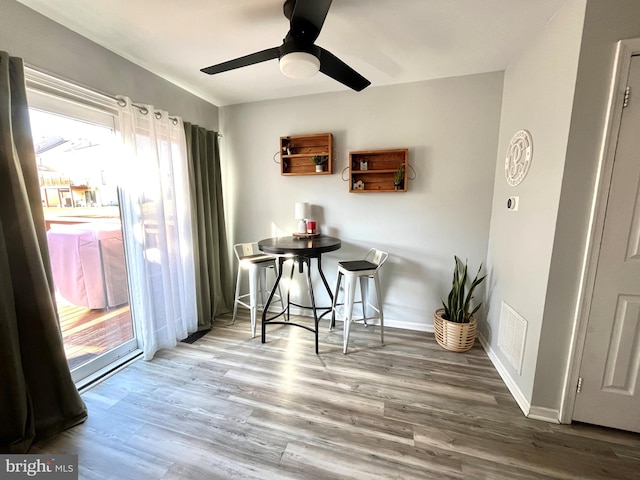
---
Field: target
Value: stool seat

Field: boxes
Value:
[338,260,378,271]
[241,253,276,263]
[331,248,388,354]
[233,243,283,337]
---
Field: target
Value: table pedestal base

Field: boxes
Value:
[261,255,334,354]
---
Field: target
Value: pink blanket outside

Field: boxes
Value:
[47,223,129,309]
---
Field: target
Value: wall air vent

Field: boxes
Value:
[498,301,527,375]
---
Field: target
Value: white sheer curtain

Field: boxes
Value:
[117,98,197,360]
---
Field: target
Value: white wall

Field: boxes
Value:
[483,0,586,407]
[220,73,503,330]
[484,0,640,421]
[0,0,218,130]
[534,0,640,413]
[7,0,636,427]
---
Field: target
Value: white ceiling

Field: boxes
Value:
[17,0,566,107]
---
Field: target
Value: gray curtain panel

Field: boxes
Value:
[184,123,233,329]
[0,52,87,453]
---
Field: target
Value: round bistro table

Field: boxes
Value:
[258,235,342,354]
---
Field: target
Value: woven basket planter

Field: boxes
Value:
[433,308,477,352]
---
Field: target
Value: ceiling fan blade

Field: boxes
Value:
[318,47,371,92]
[201,47,281,75]
[290,0,332,43]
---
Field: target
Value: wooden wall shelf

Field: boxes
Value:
[280,133,333,176]
[349,148,409,192]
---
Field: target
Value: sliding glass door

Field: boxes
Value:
[27,87,140,386]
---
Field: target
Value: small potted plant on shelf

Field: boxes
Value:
[433,256,486,352]
[393,165,405,190]
[312,155,328,172]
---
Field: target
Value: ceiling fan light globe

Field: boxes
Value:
[279,52,320,79]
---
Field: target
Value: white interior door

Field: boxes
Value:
[572,54,640,432]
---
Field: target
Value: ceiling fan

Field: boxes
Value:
[200,0,371,92]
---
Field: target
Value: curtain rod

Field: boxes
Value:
[110,96,222,138]
[117,98,222,136]
[24,63,222,136]
[110,97,223,137]
[114,97,179,125]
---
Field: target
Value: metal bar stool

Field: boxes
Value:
[330,248,388,354]
[233,243,283,337]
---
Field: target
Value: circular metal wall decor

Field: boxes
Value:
[504,130,533,186]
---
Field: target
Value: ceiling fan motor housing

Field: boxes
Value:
[201,0,370,91]
[278,37,321,78]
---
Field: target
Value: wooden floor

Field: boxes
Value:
[58,300,133,370]
[32,310,640,479]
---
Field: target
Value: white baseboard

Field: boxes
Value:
[527,406,561,423]
[477,332,531,417]
[384,318,433,332]
[477,333,562,424]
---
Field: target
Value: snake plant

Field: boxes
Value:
[441,256,486,323]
